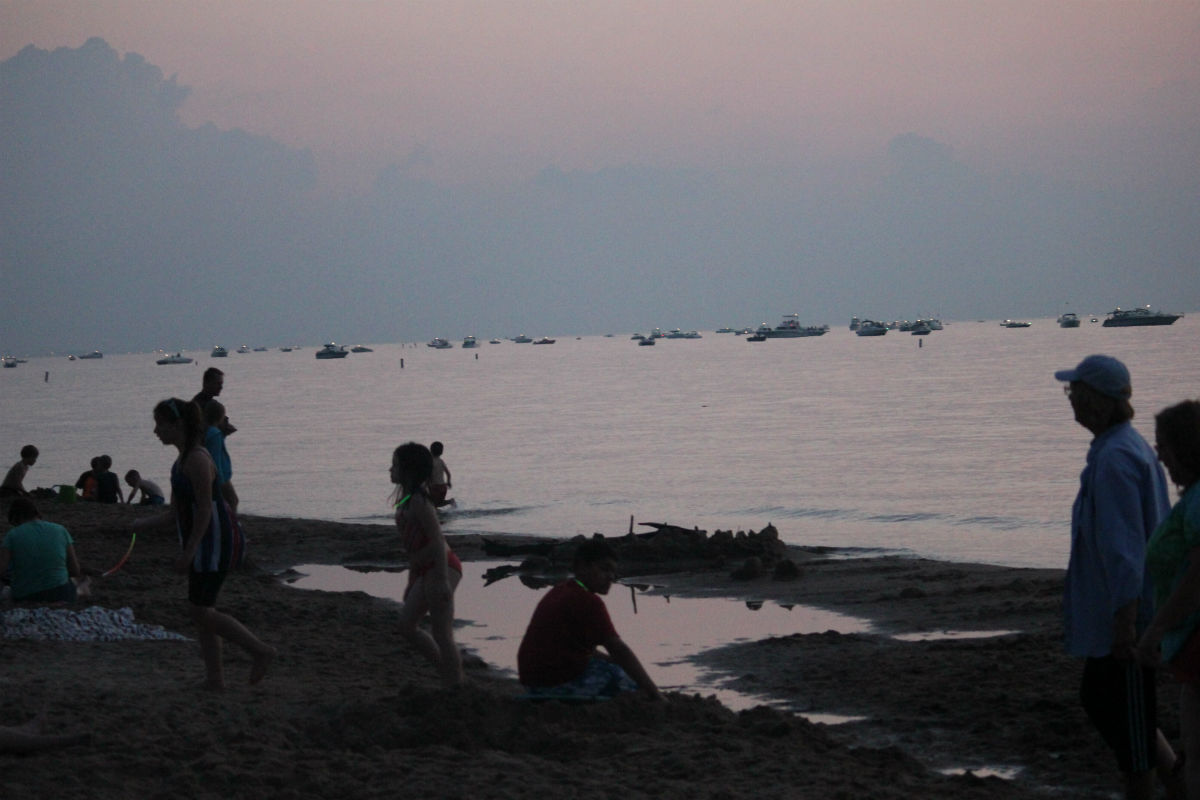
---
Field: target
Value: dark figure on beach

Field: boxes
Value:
[1056,354,1179,798]
[1137,399,1200,797]
[124,469,165,505]
[0,444,38,500]
[75,457,99,501]
[93,454,123,504]
[429,441,454,508]
[517,538,661,700]
[391,442,463,686]
[0,497,91,603]
[203,400,239,513]
[131,398,273,690]
[193,367,237,438]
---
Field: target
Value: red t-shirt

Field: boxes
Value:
[517,580,618,687]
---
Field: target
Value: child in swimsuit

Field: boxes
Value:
[392,442,463,687]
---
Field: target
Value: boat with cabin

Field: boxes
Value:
[532,337,556,345]
[156,353,193,365]
[351,345,373,353]
[77,350,103,359]
[1102,306,1182,327]
[855,320,888,336]
[315,343,349,359]
[427,338,453,349]
[462,336,478,348]
[1058,312,1081,328]
[211,345,229,357]
[1001,320,1031,328]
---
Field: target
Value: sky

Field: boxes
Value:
[1,1,1198,354]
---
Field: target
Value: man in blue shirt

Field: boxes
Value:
[1057,354,1175,799]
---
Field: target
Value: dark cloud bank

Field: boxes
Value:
[2,39,1196,355]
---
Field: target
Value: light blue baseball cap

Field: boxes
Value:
[1054,354,1132,399]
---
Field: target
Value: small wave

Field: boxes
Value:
[864,511,947,524]
[440,505,535,520]
[739,505,853,520]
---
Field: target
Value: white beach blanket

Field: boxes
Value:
[1,606,190,642]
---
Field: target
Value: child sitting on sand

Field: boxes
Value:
[517,538,661,700]
[124,470,165,505]
[0,445,38,500]
[392,442,463,686]
[0,497,91,603]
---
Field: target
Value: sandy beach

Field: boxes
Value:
[1,502,1178,798]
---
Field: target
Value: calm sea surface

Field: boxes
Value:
[3,317,1195,570]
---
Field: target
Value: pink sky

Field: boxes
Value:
[3,1,1198,187]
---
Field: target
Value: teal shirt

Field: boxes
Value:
[2,519,73,599]
[1146,484,1200,662]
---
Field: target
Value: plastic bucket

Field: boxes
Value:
[57,484,77,503]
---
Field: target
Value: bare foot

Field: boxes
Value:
[249,647,276,685]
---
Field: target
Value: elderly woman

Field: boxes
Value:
[0,497,89,602]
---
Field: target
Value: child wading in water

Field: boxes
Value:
[133,398,274,689]
[392,442,464,686]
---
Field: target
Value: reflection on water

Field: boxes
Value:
[288,560,871,711]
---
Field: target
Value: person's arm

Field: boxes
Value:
[221,417,237,437]
[405,497,449,576]
[175,450,216,574]
[65,544,81,579]
[443,462,452,489]
[602,635,662,700]
[1093,455,1154,656]
[1138,548,1200,661]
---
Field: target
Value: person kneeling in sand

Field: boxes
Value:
[0,497,91,603]
[517,539,661,700]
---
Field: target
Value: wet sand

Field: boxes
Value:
[0,503,1178,798]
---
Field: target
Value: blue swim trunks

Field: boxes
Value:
[523,657,639,700]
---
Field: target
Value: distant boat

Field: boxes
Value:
[2,357,18,368]
[761,314,828,338]
[236,345,250,353]
[1001,320,1031,328]
[350,345,373,352]
[156,353,192,365]
[910,321,932,335]
[462,336,478,348]
[747,332,767,342]
[1102,306,1182,327]
[315,343,349,359]
[253,346,268,352]
[211,345,229,357]
[855,320,888,336]
[638,337,656,346]
[511,334,533,343]
[427,338,453,349]
[715,327,735,333]
[77,350,103,359]
[279,346,295,352]
[532,337,556,345]
[1057,312,1081,328]
[489,338,502,344]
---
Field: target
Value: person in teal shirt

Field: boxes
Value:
[0,497,88,602]
[1138,399,1200,797]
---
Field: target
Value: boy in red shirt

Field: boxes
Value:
[517,539,661,700]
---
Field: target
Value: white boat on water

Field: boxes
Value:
[315,343,349,359]
[237,345,250,353]
[211,345,229,357]
[77,350,103,359]
[511,334,533,343]
[350,345,373,353]
[156,353,193,365]
[762,314,828,338]
[462,336,478,348]
[532,337,556,345]
[1058,312,1081,328]
[2,357,18,368]
[1001,320,1031,328]
[427,338,453,349]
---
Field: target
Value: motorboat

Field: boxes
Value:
[350,345,373,352]
[681,331,702,339]
[715,327,735,333]
[631,333,645,340]
[462,336,478,348]
[649,328,666,339]
[1102,306,1182,327]
[279,346,295,352]
[156,353,193,365]
[1057,312,1081,328]
[427,338,453,349]
[489,338,501,344]
[2,357,17,368]
[511,334,532,343]
[1001,320,1031,328]
[77,350,103,359]
[762,314,828,338]
[747,332,767,342]
[910,321,932,335]
[666,329,686,338]
[849,317,861,331]
[211,345,229,357]
[253,346,268,352]
[855,320,888,336]
[315,343,349,359]
[237,345,250,353]
[638,337,656,346]
[532,337,556,345]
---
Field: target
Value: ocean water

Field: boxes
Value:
[3,316,1195,570]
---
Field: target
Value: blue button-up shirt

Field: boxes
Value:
[1064,421,1170,657]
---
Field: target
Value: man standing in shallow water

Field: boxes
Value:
[1057,354,1179,799]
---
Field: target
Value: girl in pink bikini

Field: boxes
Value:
[391,442,464,687]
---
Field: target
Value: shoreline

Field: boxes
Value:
[1,502,1172,797]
